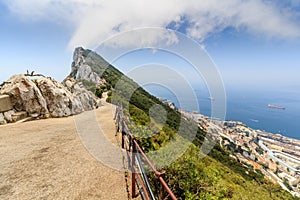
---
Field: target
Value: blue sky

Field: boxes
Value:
[0,0,300,93]
[204,27,300,90]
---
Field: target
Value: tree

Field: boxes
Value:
[95,88,103,98]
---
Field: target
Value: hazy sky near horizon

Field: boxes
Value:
[0,0,300,91]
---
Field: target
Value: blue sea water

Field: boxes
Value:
[225,89,300,139]
[144,85,300,140]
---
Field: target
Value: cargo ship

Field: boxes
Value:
[267,104,285,110]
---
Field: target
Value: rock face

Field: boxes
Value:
[0,74,98,121]
[3,110,15,123]
[36,78,79,118]
[0,113,6,125]
[71,47,105,85]
[0,75,49,117]
[0,95,13,112]
[63,77,100,111]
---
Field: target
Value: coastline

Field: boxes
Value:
[148,87,300,140]
[178,108,300,197]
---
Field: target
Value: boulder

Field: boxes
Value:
[0,113,7,125]
[0,75,49,117]
[63,77,98,111]
[0,95,13,112]
[11,111,28,122]
[0,74,98,122]
[3,110,15,123]
[35,78,76,118]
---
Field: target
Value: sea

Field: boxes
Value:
[144,85,300,140]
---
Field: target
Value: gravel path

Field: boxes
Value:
[0,100,129,199]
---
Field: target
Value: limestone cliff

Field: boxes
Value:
[70,47,106,86]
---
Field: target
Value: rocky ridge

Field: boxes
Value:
[70,47,106,85]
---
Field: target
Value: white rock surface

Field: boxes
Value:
[0,75,49,117]
[0,113,7,125]
[0,74,98,120]
[36,78,75,118]
[76,64,102,84]
[3,110,15,123]
[63,77,99,111]
[71,47,105,85]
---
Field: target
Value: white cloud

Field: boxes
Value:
[102,28,179,49]
[3,0,300,49]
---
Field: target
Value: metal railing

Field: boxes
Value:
[114,106,177,200]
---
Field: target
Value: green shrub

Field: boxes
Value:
[80,79,97,92]
[95,88,103,98]
[106,96,112,103]
[79,48,296,200]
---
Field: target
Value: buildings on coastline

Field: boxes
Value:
[179,110,300,197]
[160,97,300,197]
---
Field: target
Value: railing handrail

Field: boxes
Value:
[115,105,177,200]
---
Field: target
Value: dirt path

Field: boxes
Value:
[0,99,129,199]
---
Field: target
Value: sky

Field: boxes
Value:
[0,0,300,92]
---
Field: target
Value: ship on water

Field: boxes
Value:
[207,96,215,101]
[267,104,285,110]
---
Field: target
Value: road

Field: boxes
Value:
[0,99,130,199]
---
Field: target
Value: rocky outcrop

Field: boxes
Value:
[0,75,49,117]
[36,78,79,118]
[71,47,105,85]
[63,77,100,110]
[0,93,28,124]
[0,47,114,125]
[0,74,98,124]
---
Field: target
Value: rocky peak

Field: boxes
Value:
[71,47,85,74]
[70,47,104,85]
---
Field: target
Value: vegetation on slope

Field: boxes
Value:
[76,48,297,200]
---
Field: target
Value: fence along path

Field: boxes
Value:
[115,105,177,200]
[0,93,176,199]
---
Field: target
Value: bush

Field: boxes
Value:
[80,48,296,200]
[106,96,112,103]
[95,88,103,98]
[80,79,97,92]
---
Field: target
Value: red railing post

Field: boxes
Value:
[132,139,136,198]
[116,106,177,200]
[121,131,125,149]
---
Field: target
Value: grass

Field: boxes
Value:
[74,47,298,200]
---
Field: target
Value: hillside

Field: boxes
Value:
[69,47,297,199]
